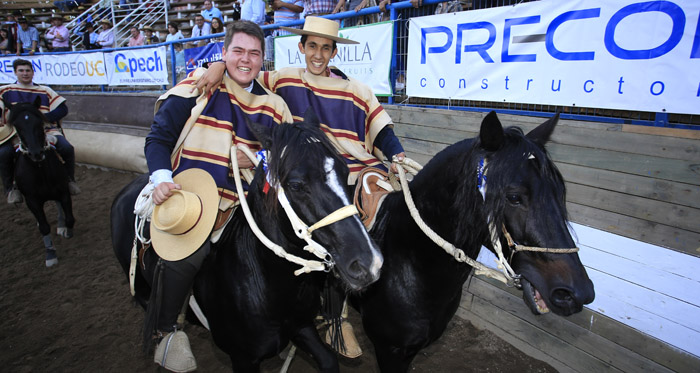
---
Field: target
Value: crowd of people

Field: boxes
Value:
[1,0,448,55]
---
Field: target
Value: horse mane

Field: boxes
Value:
[261,120,345,210]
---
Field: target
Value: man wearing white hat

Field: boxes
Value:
[197,16,406,359]
[143,20,292,372]
[96,19,114,48]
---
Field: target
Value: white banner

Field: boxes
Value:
[104,46,169,86]
[274,21,394,95]
[407,0,700,115]
[0,53,107,85]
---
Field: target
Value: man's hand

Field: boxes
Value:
[390,152,406,174]
[332,0,345,13]
[354,0,368,12]
[379,0,391,12]
[192,61,226,94]
[410,0,422,8]
[153,182,181,205]
[236,149,255,169]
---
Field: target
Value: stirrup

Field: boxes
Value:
[153,330,197,372]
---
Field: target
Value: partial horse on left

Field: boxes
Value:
[3,97,75,267]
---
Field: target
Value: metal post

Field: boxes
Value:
[388,6,398,105]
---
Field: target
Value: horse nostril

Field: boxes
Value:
[551,288,578,311]
[346,259,369,280]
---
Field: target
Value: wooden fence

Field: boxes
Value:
[385,105,700,372]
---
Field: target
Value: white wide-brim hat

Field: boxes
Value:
[151,169,219,261]
[279,16,359,44]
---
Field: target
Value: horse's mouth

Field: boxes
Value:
[521,279,550,315]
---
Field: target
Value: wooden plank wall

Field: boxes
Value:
[384,106,700,257]
[384,105,700,372]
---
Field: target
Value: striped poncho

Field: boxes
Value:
[259,67,392,184]
[157,69,293,211]
[0,83,66,145]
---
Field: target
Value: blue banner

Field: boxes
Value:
[184,42,223,73]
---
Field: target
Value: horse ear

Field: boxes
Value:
[245,116,273,150]
[32,96,42,109]
[480,111,504,151]
[302,107,320,128]
[526,112,559,146]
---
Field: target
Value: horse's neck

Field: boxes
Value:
[377,144,487,259]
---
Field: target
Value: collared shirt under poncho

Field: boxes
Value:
[259,67,392,184]
[0,83,67,145]
[147,68,293,212]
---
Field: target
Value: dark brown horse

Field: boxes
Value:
[354,111,595,371]
[4,97,74,267]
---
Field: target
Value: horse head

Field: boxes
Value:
[3,96,48,163]
[246,109,383,291]
[478,111,595,316]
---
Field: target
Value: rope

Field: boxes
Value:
[503,228,579,254]
[392,156,517,286]
[130,181,155,296]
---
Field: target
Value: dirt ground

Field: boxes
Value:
[0,166,557,372]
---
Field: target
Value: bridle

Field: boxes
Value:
[231,144,360,276]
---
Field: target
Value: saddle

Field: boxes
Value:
[353,167,395,230]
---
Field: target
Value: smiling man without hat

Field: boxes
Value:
[141,20,292,372]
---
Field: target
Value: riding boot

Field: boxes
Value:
[0,142,20,204]
[322,277,363,358]
[150,241,209,372]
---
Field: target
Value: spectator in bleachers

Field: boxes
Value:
[128,26,144,47]
[79,22,101,50]
[333,0,378,27]
[165,22,184,42]
[3,11,21,48]
[45,15,71,52]
[0,28,16,55]
[305,0,338,17]
[272,0,304,36]
[189,15,211,47]
[210,17,224,40]
[241,0,266,25]
[142,25,159,45]
[96,19,114,48]
[16,18,39,55]
[201,0,223,22]
[54,0,88,12]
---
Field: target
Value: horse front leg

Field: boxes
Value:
[290,325,339,373]
[25,199,58,267]
[55,195,74,238]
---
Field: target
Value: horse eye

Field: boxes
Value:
[506,194,522,205]
[287,181,302,192]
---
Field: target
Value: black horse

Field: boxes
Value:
[354,111,595,371]
[111,111,383,371]
[4,97,74,267]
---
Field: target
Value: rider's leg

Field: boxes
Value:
[0,141,21,203]
[152,240,210,372]
[52,135,80,195]
[322,276,362,358]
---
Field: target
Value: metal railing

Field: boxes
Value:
[66,0,167,49]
